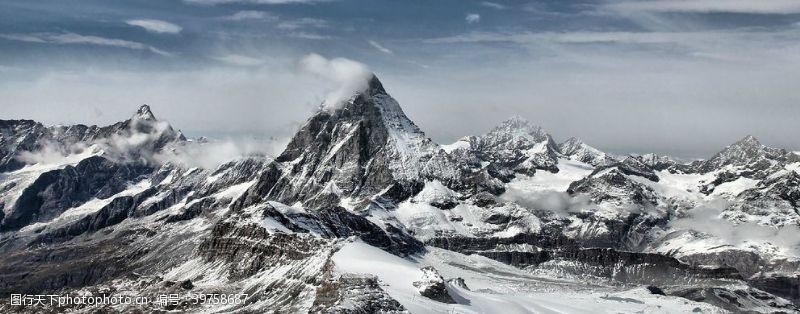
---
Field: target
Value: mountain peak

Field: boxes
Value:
[489,116,551,145]
[365,74,386,96]
[134,104,157,121]
[734,135,761,147]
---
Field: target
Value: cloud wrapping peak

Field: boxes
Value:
[125,19,183,34]
[297,53,372,109]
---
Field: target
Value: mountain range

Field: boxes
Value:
[0,75,799,313]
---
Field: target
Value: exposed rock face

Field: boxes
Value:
[412,266,455,304]
[696,135,799,175]
[567,168,659,207]
[559,137,613,167]
[234,75,457,210]
[467,116,561,176]
[313,274,408,314]
[1,156,152,231]
[0,105,184,173]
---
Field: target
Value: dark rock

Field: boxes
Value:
[413,267,455,304]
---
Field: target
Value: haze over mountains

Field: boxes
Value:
[1,74,799,313]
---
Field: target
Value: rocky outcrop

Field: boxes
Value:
[413,266,456,304]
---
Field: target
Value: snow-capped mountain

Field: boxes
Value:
[1,76,799,313]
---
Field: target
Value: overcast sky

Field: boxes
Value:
[1,0,799,158]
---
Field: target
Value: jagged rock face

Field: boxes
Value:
[0,156,153,232]
[730,170,800,226]
[559,137,613,167]
[238,76,456,210]
[668,286,799,313]
[636,153,684,172]
[313,274,408,313]
[466,117,561,175]
[0,105,184,173]
[412,267,455,304]
[567,168,659,207]
[697,135,799,175]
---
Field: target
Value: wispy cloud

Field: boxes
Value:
[125,19,182,34]
[224,10,278,21]
[424,30,774,46]
[465,13,481,24]
[214,54,265,66]
[0,32,171,56]
[368,40,393,54]
[481,1,506,10]
[288,32,330,40]
[277,17,327,30]
[606,0,800,14]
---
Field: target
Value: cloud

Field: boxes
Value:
[670,201,800,256]
[0,32,170,56]
[481,2,506,10]
[224,10,278,21]
[277,17,327,30]
[155,137,287,169]
[214,54,265,66]
[125,19,182,34]
[500,189,592,217]
[288,32,331,40]
[465,13,481,24]
[426,31,707,45]
[297,53,372,109]
[368,40,393,54]
[606,0,800,14]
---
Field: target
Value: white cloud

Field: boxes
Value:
[288,32,330,40]
[155,137,286,169]
[424,30,784,46]
[214,54,266,66]
[0,32,171,56]
[671,201,800,256]
[224,10,278,21]
[297,53,372,109]
[481,1,506,10]
[500,189,591,217]
[465,13,481,24]
[277,17,327,30]
[125,19,182,34]
[606,0,800,14]
[368,40,393,54]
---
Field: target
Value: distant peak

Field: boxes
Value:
[561,137,583,146]
[735,135,761,146]
[134,104,157,121]
[492,116,548,138]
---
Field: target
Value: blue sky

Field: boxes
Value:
[1,0,800,157]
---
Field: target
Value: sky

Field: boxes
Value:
[1,0,799,158]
